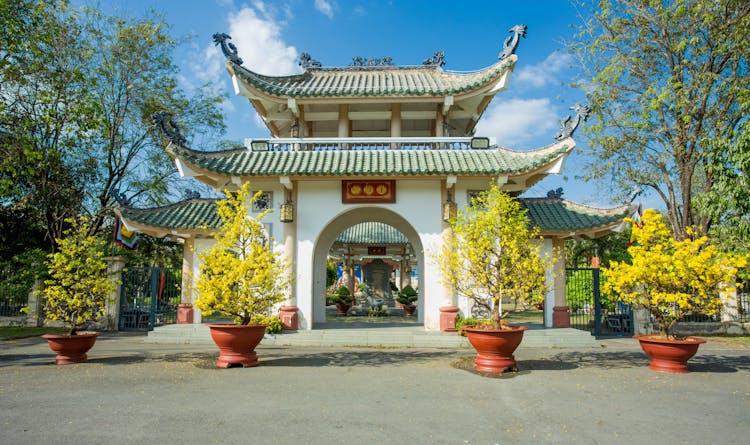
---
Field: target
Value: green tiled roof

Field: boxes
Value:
[117,199,221,231]
[521,198,632,232]
[230,58,515,98]
[335,222,408,244]
[117,197,631,237]
[171,145,570,177]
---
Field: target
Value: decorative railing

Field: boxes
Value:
[243,136,496,152]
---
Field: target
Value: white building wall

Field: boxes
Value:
[295,179,445,330]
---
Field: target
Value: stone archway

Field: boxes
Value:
[311,207,425,326]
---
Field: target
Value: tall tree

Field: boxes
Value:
[695,105,750,253]
[571,0,750,239]
[0,0,94,249]
[0,1,225,250]
[79,8,225,235]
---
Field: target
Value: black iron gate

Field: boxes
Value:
[119,267,181,331]
[566,267,633,337]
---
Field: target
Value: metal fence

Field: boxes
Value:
[119,267,181,331]
[567,267,633,337]
[679,292,748,323]
[0,271,31,317]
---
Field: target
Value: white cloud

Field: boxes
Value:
[196,3,299,85]
[315,0,334,19]
[514,52,573,89]
[474,98,558,147]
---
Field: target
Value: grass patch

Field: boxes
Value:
[505,309,544,325]
[704,336,750,347]
[0,326,67,340]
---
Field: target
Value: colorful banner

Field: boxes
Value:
[628,203,643,246]
[114,216,139,249]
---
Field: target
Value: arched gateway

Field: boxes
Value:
[115,28,632,332]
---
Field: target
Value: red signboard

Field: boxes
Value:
[342,180,396,203]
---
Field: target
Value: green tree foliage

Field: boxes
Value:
[571,0,750,239]
[564,230,631,268]
[696,107,750,257]
[440,184,550,328]
[0,1,225,251]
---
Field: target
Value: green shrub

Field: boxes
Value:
[396,284,417,305]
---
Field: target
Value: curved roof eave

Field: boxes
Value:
[164,139,574,183]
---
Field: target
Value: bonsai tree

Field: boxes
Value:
[332,285,353,305]
[41,218,116,336]
[602,208,747,339]
[396,284,418,306]
[194,182,291,325]
[440,184,549,329]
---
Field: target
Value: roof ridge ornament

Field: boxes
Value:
[546,187,564,199]
[152,111,187,145]
[498,24,527,60]
[109,188,130,206]
[299,52,322,69]
[184,189,201,200]
[351,56,394,67]
[213,32,243,65]
[554,103,591,141]
[422,51,445,67]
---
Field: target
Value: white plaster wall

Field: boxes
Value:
[295,179,445,330]
[540,238,555,328]
[190,237,216,323]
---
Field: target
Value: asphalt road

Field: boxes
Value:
[1,334,748,444]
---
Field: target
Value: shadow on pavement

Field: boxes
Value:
[259,349,456,368]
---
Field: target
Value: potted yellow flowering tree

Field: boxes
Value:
[40,218,116,364]
[195,182,291,368]
[603,209,747,373]
[440,184,548,373]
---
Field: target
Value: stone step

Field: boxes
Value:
[145,324,601,348]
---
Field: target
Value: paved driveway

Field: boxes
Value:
[1,334,748,444]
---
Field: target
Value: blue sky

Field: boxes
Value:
[92,0,642,209]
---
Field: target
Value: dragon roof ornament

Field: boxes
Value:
[298,52,322,70]
[152,111,186,146]
[422,51,446,67]
[554,104,590,141]
[212,32,243,65]
[498,24,527,60]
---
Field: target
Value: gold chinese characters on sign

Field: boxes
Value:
[342,180,396,203]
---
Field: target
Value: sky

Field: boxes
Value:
[91,0,646,210]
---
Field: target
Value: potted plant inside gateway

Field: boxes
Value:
[397,284,418,316]
[194,182,291,368]
[332,285,353,315]
[39,218,116,364]
[440,184,548,373]
[602,208,746,374]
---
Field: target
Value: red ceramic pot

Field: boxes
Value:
[206,324,266,368]
[463,325,528,373]
[402,304,417,316]
[42,332,100,365]
[635,334,706,374]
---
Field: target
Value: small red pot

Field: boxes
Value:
[206,324,266,368]
[42,332,100,365]
[463,325,528,373]
[402,304,417,316]
[635,334,706,374]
